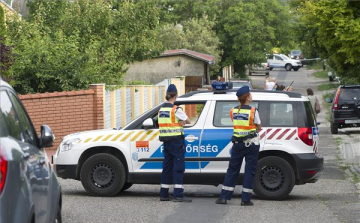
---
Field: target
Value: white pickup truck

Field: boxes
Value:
[267,54,302,71]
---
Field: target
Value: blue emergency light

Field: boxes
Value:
[212,81,228,90]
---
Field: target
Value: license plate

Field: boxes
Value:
[345,120,360,124]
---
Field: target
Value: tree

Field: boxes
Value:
[155,0,294,77]
[294,0,360,84]
[0,5,12,78]
[156,15,222,74]
[5,0,162,93]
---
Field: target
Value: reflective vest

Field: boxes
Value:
[158,103,183,138]
[230,106,257,138]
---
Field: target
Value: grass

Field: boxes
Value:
[313,70,328,79]
[307,61,323,70]
[318,83,339,91]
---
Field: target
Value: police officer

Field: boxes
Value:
[215,86,261,206]
[158,84,192,202]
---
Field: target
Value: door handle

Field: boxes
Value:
[185,135,198,143]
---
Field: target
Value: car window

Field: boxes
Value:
[0,91,23,141]
[9,92,39,147]
[135,102,206,129]
[269,102,294,126]
[232,82,249,89]
[339,88,360,101]
[275,55,282,60]
[304,101,316,127]
[0,103,9,137]
[214,101,259,127]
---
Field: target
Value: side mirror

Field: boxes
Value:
[142,118,154,129]
[325,98,333,103]
[40,125,55,148]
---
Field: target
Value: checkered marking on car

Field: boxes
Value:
[81,131,160,143]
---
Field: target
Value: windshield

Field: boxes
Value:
[232,82,250,89]
[280,54,290,60]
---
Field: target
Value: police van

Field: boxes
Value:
[53,83,323,200]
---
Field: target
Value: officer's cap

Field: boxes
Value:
[236,86,249,97]
[167,84,177,93]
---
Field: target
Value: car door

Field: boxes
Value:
[6,91,51,223]
[130,101,208,173]
[200,100,264,173]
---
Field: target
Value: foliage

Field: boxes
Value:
[156,15,222,72]
[293,0,360,84]
[5,0,162,94]
[0,6,5,37]
[156,0,294,77]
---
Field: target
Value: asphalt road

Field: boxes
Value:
[57,67,360,223]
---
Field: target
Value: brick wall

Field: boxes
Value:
[18,84,105,150]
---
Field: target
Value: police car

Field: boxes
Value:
[53,82,323,200]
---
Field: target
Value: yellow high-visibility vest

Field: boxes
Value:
[158,103,183,138]
[231,106,257,138]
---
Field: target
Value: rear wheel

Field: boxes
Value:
[253,156,295,200]
[80,153,126,196]
[330,123,339,134]
[285,64,292,71]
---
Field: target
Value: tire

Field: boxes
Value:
[285,64,292,71]
[121,183,133,191]
[293,68,299,71]
[330,123,338,134]
[80,153,126,196]
[54,201,62,223]
[253,156,295,200]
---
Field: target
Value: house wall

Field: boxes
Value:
[125,55,206,84]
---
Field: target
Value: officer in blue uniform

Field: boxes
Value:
[158,84,192,202]
[215,86,261,206]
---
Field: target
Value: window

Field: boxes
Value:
[0,91,23,141]
[275,55,283,60]
[133,102,206,129]
[9,92,39,147]
[214,101,259,127]
[269,102,294,126]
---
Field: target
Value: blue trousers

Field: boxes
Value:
[220,141,260,202]
[160,137,185,198]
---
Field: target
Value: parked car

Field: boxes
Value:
[267,54,302,71]
[0,78,62,223]
[248,62,269,76]
[288,50,303,59]
[328,85,360,134]
[53,84,323,200]
[229,78,254,89]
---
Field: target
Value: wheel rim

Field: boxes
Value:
[260,166,285,192]
[286,65,291,71]
[90,163,115,188]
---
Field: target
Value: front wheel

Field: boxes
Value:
[285,64,292,71]
[80,153,126,196]
[253,156,295,200]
